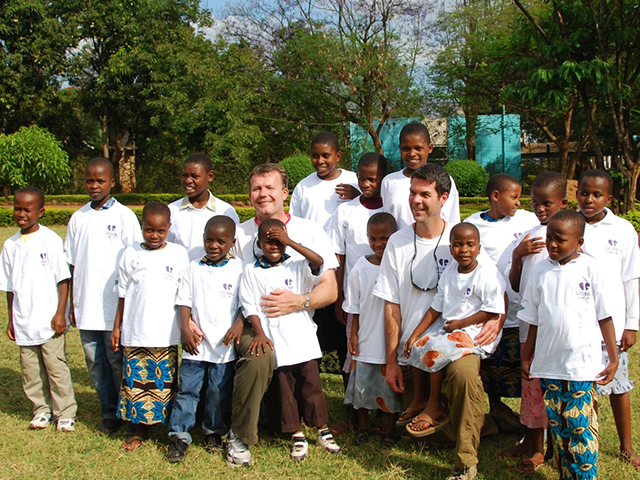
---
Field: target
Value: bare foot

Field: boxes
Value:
[620,450,640,470]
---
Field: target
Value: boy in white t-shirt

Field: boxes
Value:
[464,173,537,432]
[65,157,142,435]
[1,187,77,431]
[110,202,189,450]
[577,169,640,469]
[381,122,460,229]
[404,223,505,438]
[167,216,244,463]
[343,213,402,448]
[238,219,340,462]
[289,131,359,229]
[499,171,567,471]
[519,210,619,480]
[168,153,239,260]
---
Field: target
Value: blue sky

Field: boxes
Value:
[201,0,235,16]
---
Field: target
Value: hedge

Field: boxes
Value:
[0,193,263,207]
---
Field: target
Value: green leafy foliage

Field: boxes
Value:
[279,154,315,191]
[0,125,72,193]
[444,160,490,197]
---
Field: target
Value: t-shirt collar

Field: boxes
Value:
[180,191,216,212]
[100,197,116,210]
[254,253,290,269]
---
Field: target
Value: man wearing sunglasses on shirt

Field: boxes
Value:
[373,164,501,480]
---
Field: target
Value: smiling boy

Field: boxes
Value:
[168,153,239,260]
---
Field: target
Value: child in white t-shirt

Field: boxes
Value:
[381,122,460,229]
[499,171,567,471]
[519,210,619,480]
[1,187,77,431]
[464,173,537,431]
[65,157,142,435]
[289,131,359,229]
[238,219,340,462]
[404,223,505,438]
[167,216,244,462]
[577,169,640,469]
[167,153,239,260]
[343,213,402,448]
[110,202,189,450]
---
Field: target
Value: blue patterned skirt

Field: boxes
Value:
[117,346,178,425]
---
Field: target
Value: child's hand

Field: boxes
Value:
[348,331,359,356]
[110,328,121,352]
[248,333,273,356]
[513,233,545,259]
[621,329,637,352]
[335,183,360,201]
[51,312,67,336]
[404,335,417,358]
[223,321,243,347]
[68,308,76,327]
[597,360,619,385]
[521,358,533,381]
[266,226,290,246]
[443,319,463,333]
[334,301,347,326]
[182,326,201,356]
[6,321,15,342]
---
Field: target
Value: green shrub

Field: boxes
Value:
[444,160,490,197]
[279,154,315,191]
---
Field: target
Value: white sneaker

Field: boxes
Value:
[446,465,478,480]
[290,435,308,462]
[29,412,52,430]
[57,418,76,432]
[226,430,253,467]
[317,429,341,454]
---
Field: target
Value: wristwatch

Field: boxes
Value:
[303,294,311,309]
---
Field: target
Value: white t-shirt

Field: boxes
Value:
[372,223,454,364]
[581,208,640,339]
[430,258,506,355]
[167,192,240,261]
[117,242,189,348]
[381,169,461,230]
[327,197,384,288]
[0,226,71,346]
[65,200,142,331]
[517,254,615,381]
[289,170,359,229]
[342,256,386,364]
[176,256,244,363]
[239,257,322,368]
[465,209,538,328]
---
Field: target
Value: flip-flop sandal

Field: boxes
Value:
[353,429,371,446]
[515,458,545,473]
[122,435,146,451]
[330,419,354,436]
[395,407,423,427]
[406,413,450,438]
[620,452,640,470]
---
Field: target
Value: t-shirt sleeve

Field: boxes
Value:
[593,261,617,322]
[0,242,13,292]
[478,266,506,314]
[238,267,261,318]
[621,221,640,282]
[121,208,143,247]
[289,185,303,218]
[517,275,539,326]
[116,248,132,298]
[442,176,461,225]
[64,214,77,265]
[307,222,340,270]
[176,263,194,308]
[342,264,361,314]
[328,205,346,255]
[372,242,400,304]
[430,277,445,312]
[51,236,71,283]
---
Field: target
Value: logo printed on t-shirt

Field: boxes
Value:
[220,282,235,298]
[39,252,48,266]
[437,258,450,273]
[283,278,294,290]
[106,224,118,239]
[605,238,620,255]
[576,281,591,299]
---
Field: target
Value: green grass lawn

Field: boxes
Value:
[0,226,639,479]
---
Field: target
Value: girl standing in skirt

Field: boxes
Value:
[111,202,189,450]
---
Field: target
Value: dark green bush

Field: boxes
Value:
[444,160,490,197]
[279,154,315,191]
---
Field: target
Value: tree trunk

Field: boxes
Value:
[463,104,478,160]
[622,155,640,213]
[100,114,109,159]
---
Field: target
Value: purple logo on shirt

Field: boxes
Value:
[464,287,472,297]
[439,258,449,267]
[579,282,590,292]
[608,239,617,246]
[223,283,233,291]
[284,278,293,286]
[40,253,47,260]
[107,225,116,232]
[166,266,173,274]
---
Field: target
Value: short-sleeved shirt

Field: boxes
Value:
[239,257,321,368]
[65,200,142,331]
[381,169,461,230]
[117,242,189,348]
[430,258,506,354]
[342,256,386,364]
[580,208,640,338]
[327,197,384,288]
[289,170,359,229]
[167,192,240,261]
[465,209,538,328]
[176,256,244,363]
[517,254,615,381]
[372,223,454,364]
[0,226,71,346]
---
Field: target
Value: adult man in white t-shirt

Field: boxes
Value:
[373,164,500,480]
[225,163,339,467]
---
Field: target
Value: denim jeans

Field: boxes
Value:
[169,359,235,444]
[79,330,123,420]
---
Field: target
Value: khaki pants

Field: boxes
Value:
[230,324,275,445]
[20,334,77,419]
[442,354,485,469]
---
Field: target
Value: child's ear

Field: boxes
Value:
[37,207,45,219]
[336,150,342,161]
[561,198,568,208]
[231,238,236,249]
[577,236,585,248]
[207,169,214,183]
[490,190,500,203]
[606,194,613,205]
[110,177,116,188]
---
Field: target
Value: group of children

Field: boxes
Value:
[1,122,639,479]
